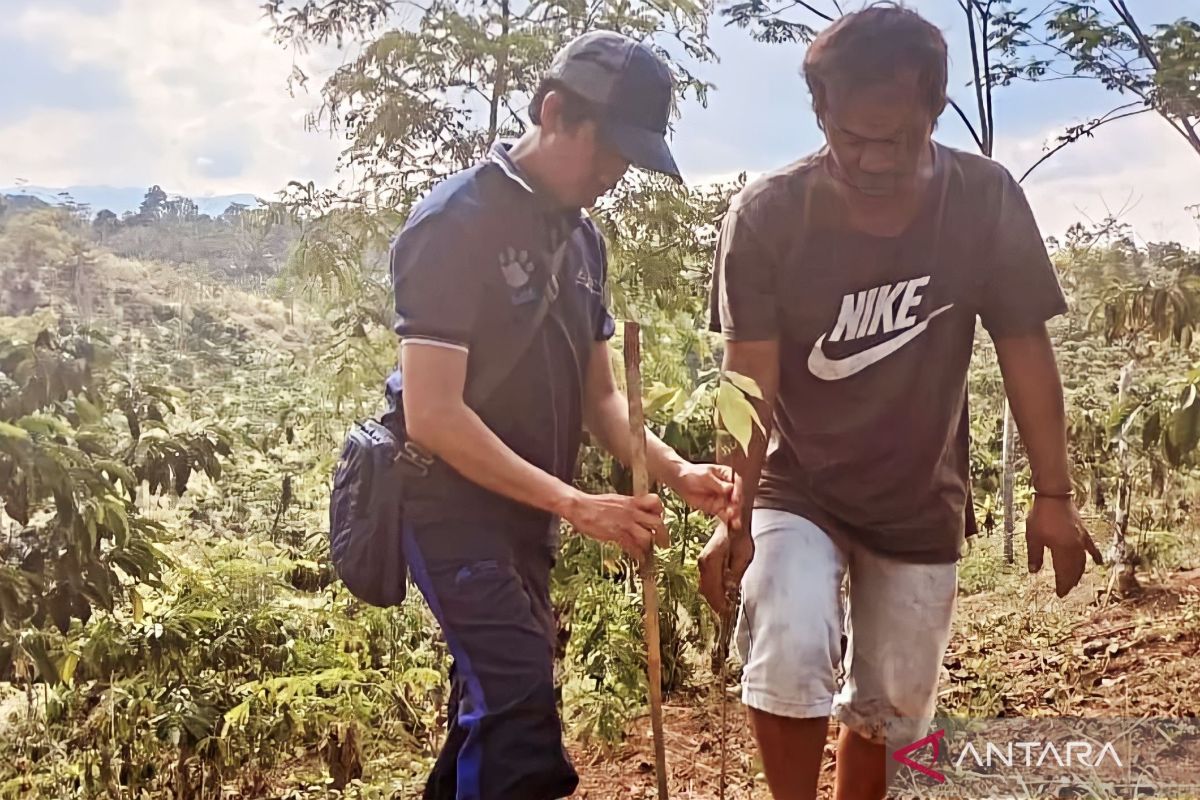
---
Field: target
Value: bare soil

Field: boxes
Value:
[570,566,1200,799]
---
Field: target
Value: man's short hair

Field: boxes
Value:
[528,78,600,128]
[803,2,948,119]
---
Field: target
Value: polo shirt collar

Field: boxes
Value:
[488,141,537,194]
[488,140,585,220]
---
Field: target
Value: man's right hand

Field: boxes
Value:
[562,491,668,563]
[698,521,755,615]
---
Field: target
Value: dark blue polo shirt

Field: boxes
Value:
[389,143,616,544]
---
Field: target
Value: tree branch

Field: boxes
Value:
[1020,104,1149,183]
[487,0,511,145]
[964,1,991,155]
[980,0,995,154]
[1108,0,1200,155]
[1026,0,1059,25]
[949,98,986,152]
[1163,115,1200,159]
[786,0,835,22]
[1109,0,1160,70]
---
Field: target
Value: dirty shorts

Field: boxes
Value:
[735,508,957,746]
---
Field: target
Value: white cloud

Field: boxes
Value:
[2,0,1197,248]
[998,114,1200,246]
[1,0,342,197]
[691,114,1200,246]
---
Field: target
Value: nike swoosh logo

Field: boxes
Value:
[808,304,954,381]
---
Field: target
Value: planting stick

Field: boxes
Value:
[623,320,669,800]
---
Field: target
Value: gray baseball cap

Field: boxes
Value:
[544,31,682,183]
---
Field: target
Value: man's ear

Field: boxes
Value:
[538,89,565,134]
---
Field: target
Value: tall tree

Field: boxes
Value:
[262,0,721,365]
[162,196,200,223]
[137,185,169,224]
[92,209,120,244]
[1036,1,1200,577]
[221,202,250,222]
[1046,2,1199,158]
[994,1,1200,182]
[265,0,716,209]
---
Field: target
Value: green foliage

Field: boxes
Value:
[3,4,1197,797]
[1045,2,1200,160]
[1088,237,1200,468]
[265,0,716,204]
[1049,4,1200,125]
[713,373,763,455]
[0,214,447,797]
[0,323,230,640]
[101,198,296,281]
[136,186,169,224]
[597,174,742,320]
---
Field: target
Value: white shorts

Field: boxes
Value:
[735,508,957,745]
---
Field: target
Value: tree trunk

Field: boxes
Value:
[175,740,192,800]
[487,0,511,147]
[1113,360,1141,595]
[1002,401,1016,564]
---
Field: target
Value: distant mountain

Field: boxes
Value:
[0,185,263,218]
[1,194,51,213]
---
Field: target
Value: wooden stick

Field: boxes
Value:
[623,320,669,800]
[717,596,735,800]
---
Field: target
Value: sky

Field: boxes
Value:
[1,0,1198,244]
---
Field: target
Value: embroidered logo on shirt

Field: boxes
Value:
[499,247,534,288]
[499,247,540,305]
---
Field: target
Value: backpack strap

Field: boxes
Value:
[462,227,575,408]
[384,219,578,475]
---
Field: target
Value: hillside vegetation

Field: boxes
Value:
[0,192,1198,799]
[6,0,1199,795]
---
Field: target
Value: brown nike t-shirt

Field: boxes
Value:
[708,143,1068,563]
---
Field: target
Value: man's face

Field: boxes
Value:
[556,119,631,208]
[820,72,935,199]
[541,92,631,207]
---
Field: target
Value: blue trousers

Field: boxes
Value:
[403,522,578,800]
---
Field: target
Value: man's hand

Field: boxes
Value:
[698,522,754,615]
[562,491,668,563]
[1025,496,1103,597]
[664,462,739,524]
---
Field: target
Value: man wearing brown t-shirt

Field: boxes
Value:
[700,6,1102,800]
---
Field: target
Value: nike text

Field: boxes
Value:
[830,276,930,342]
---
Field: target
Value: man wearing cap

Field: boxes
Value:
[391,31,734,800]
[701,5,1102,799]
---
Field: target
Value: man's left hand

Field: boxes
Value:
[666,463,738,524]
[1025,496,1104,597]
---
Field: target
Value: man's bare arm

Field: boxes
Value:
[582,341,737,526]
[582,341,687,484]
[993,325,1102,596]
[993,326,1072,495]
[401,342,665,558]
[697,337,779,612]
[719,339,780,532]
